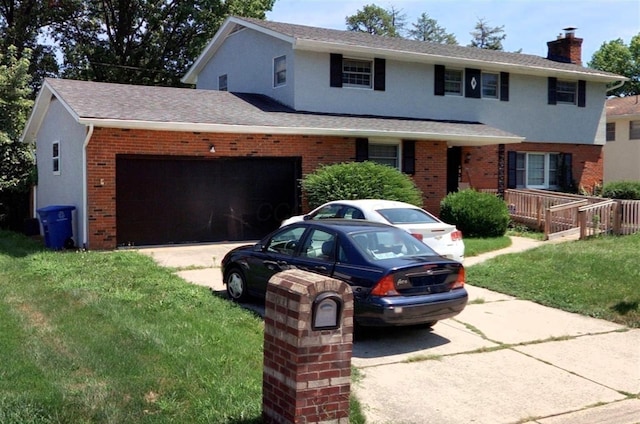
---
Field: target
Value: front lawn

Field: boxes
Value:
[467,233,640,328]
[0,230,266,423]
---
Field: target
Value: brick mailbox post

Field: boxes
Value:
[262,269,354,424]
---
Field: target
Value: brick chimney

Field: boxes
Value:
[547,27,583,65]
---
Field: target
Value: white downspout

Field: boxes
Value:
[606,80,625,93]
[81,124,94,249]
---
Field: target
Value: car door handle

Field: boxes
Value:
[264,260,280,270]
[312,265,327,272]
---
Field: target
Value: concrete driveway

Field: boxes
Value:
[138,238,640,424]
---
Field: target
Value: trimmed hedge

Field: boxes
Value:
[301,161,423,209]
[440,189,510,238]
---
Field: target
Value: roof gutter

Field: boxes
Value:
[81,124,94,249]
[606,80,626,93]
[77,118,524,145]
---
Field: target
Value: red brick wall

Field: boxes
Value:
[459,143,603,193]
[85,128,449,249]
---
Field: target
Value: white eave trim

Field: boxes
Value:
[77,117,524,146]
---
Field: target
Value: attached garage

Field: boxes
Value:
[116,155,301,246]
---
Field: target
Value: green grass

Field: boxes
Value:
[467,233,640,328]
[0,231,264,423]
[464,236,512,257]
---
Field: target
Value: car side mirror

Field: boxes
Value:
[253,243,265,252]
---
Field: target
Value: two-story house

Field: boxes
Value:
[604,95,640,183]
[22,17,625,250]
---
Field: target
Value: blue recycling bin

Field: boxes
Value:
[37,205,76,250]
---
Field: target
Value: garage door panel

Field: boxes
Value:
[116,156,300,246]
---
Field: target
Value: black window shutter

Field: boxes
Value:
[402,140,415,175]
[507,151,517,189]
[330,53,343,88]
[578,80,586,107]
[500,72,509,101]
[355,138,368,162]
[465,68,481,98]
[562,153,573,189]
[548,77,557,105]
[434,64,445,96]
[374,58,386,91]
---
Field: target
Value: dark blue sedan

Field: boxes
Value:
[221,220,468,327]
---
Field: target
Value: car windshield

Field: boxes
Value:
[349,228,438,260]
[376,208,439,224]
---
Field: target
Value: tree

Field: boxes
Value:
[0,0,62,94]
[0,46,35,193]
[345,4,399,37]
[409,12,457,44]
[469,18,506,50]
[52,0,275,86]
[588,34,640,96]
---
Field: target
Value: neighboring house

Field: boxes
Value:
[604,95,640,183]
[22,17,625,250]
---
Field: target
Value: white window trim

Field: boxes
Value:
[52,140,60,176]
[444,68,463,96]
[556,80,577,105]
[481,72,499,99]
[368,139,401,170]
[273,55,286,88]
[342,57,373,89]
[517,152,560,189]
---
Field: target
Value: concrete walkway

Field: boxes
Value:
[138,237,640,424]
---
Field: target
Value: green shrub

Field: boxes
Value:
[601,181,640,200]
[440,189,509,237]
[301,161,423,209]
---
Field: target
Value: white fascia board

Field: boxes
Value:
[182,17,295,85]
[77,117,524,146]
[293,39,626,83]
[20,80,83,143]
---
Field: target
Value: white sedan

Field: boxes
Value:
[281,199,464,262]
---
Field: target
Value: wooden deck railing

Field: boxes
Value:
[503,189,640,240]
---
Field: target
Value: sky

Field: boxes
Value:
[266,0,640,64]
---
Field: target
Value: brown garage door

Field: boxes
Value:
[116,155,301,246]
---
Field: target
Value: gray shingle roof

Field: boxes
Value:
[236,17,622,80]
[36,78,521,144]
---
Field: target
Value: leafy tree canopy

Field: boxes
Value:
[51,0,275,86]
[0,46,35,192]
[408,12,457,44]
[468,18,506,50]
[345,4,400,37]
[588,34,640,96]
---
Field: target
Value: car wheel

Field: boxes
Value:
[225,267,250,302]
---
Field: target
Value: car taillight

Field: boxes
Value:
[451,230,463,241]
[370,275,399,296]
[411,233,423,241]
[451,267,465,289]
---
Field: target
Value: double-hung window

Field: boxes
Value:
[514,152,560,189]
[444,69,462,95]
[556,80,577,104]
[342,58,372,88]
[369,143,400,169]
[273,55,286,87]
[630,120,640,140]
[606,123,615,141]
[52,141,60,175]
[218,74,228,91]
[482,72,499,99]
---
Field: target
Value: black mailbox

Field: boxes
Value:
[312,291,343,331]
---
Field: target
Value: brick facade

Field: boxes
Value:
[85,127,449,249]
[459,143,603,193]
